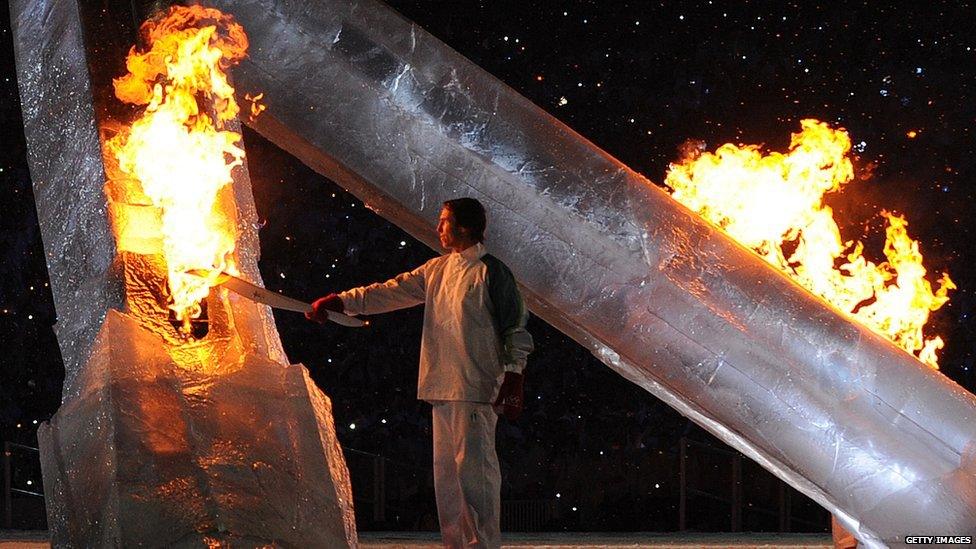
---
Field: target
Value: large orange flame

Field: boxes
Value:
[665,119,954,368]
[107,6,255,329]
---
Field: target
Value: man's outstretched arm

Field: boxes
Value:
[339,263,428,316]
[308,263,428,323]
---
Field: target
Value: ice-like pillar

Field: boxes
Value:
[204,0,976,544]
[11,0,356,545]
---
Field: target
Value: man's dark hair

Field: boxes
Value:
[443,198,487,242]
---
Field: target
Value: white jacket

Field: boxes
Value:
[339,243,533,402]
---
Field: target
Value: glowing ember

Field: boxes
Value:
[244,92,267,120]
[106,6,259,329]
[665,119,954,368]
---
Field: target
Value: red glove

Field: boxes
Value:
[493,372,524,421]
[306,293,344,323]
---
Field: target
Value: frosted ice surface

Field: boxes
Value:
[39,310,357,547]
[10,0,124,400]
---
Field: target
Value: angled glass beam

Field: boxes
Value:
[206,0,976,544]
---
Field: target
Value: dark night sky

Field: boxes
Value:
[2,0,975,532]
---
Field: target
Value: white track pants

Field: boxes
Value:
[431,401,501,549]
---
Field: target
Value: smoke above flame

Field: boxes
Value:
[106,6,257,329]
[665,119,954,368]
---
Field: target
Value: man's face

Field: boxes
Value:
[437,208,468,251]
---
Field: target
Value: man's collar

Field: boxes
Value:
[458,242,487,262]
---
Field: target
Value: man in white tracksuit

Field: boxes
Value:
[307,198,534,549]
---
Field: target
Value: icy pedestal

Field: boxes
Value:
[38,310,356,547]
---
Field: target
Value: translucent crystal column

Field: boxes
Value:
[11,0,356,545]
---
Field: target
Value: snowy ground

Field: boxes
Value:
[360,532,832,548]
[1,530,832,548]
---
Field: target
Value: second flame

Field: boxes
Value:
[665,119,954,368]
